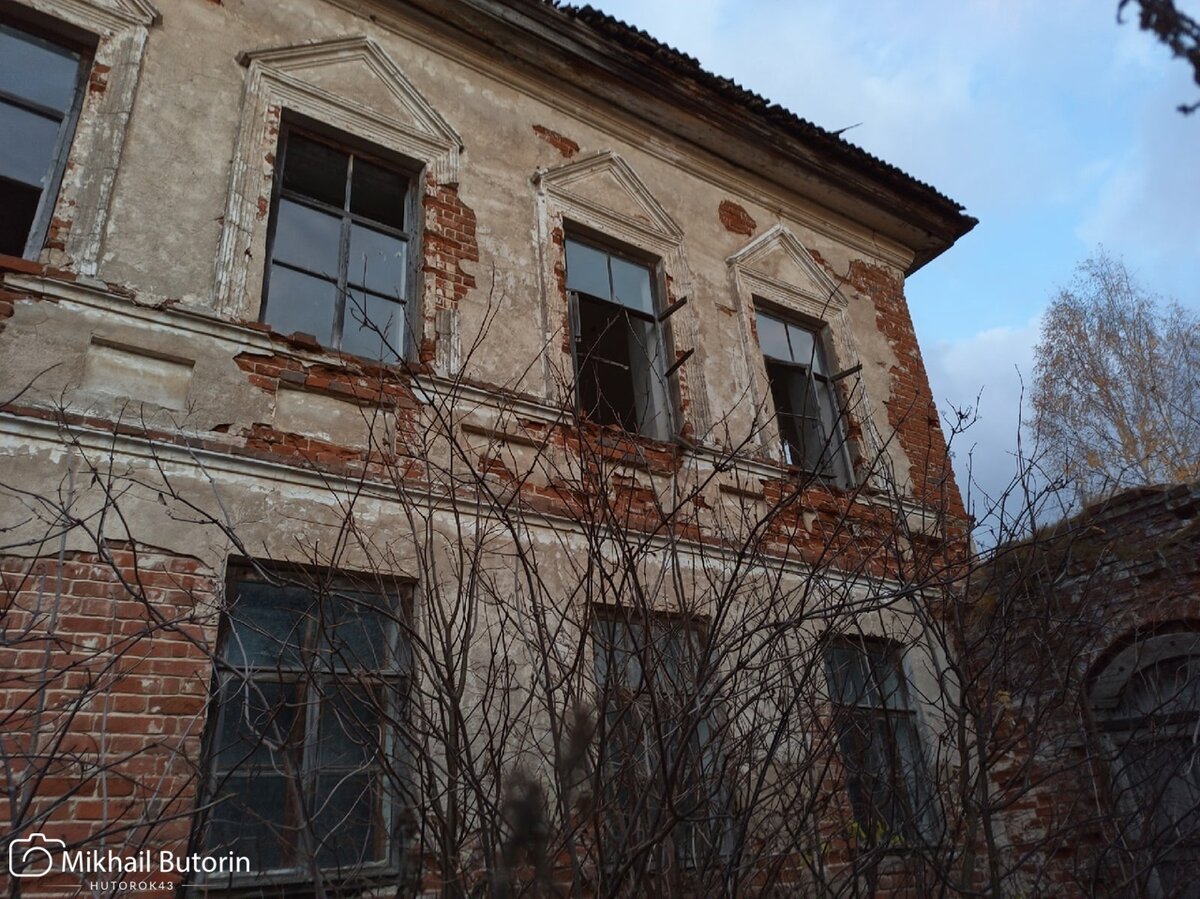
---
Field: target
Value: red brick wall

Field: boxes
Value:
[968,483,1200,895]
[0,547,217,897]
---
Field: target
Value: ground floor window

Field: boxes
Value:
[199,566,410,886]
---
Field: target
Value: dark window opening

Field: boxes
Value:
[1092,632,1200,897]
[200,569,410,886]
[756,309,852,482]
[825,639,937,847]
[0,21,87,258]
[262,127,414,362]
[566,236,670,439]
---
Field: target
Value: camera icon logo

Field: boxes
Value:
[8,832,65,878]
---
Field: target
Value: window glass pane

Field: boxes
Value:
[342,291,404,363]
[0,101,62,186]
[594,617,645,691]
[225,581,312,669]
[205,773,290,870]
[313,773,384,867]
[786,323,817,368]
[271,198,341,278]
[626,313,662,434]
[816,379,842,448]
[870,649,906,709]
[756,311,791,361]
[764,361,794,410]
[565,238,611,300]
[264,265,338,344]
[281,133,348,208]
[316,685,382,768]
[350,157,406,230]
[0,25,80,112]
[894,716,932,836]
[1122,654,1200,717]
[213,679,302,771]
[348,223,406,296]
[322,589,395,669]
[610,255,655,315]
[826,645,867,706]
[0,179,40,256]
[869,716,907,831]
[793,371,827,471]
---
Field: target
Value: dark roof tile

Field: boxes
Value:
[549,1,969,216]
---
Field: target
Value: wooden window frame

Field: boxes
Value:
[755,305,854,484]
[565,231,676,441]
[260,118,421,362]
[196,563,413,891]
[591,606,729,873]
[824,637,937,849]
[0,14,91,259]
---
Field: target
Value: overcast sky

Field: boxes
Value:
[590,0,1200,521]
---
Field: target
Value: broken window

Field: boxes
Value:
[566,236,671,439]
[0,20,87,258]
[592,609,730,872]
[1092,631,1200,897]
[825,639,937,846]
[262,126,414,361]
[201,568,410,885]
[756,309,852,482]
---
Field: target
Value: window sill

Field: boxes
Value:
[187,866,402,898]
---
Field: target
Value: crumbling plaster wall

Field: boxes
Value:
[62,0,926,485]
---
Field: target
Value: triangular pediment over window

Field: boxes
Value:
[536,151,682,252]
[236,36,461,153]
[727,225,847,310]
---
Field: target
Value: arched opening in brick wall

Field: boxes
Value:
[1090,626,1200,898]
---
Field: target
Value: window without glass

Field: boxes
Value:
[202,570,409,884]
[755,309,851,481]
[566,236,671,439]
[262,127,414,362]
[1092,632,1200,897]
[592,610,728,870]
[0,21,87,258]
[825,640,936,846]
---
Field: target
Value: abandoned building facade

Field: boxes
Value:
[0,0,1115,896]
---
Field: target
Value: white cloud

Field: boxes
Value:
[924,315,1043,514]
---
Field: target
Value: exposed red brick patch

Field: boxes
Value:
[0,546,217,894]
[87,62,111,95]
[718,200,756,236]
[423,178,479,307]
[532,124,580,159]
[45,216,72,251]
[846,259,964,518]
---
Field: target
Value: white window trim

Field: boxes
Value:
[12,0,159,274]
[533,150,709,436]
[727,225,882,487]
[211,35,462,325]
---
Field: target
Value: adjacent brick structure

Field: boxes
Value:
[967,482,1200,896]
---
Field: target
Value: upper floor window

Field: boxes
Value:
[825,639,937,847]
[566,235,672,439]
[0,21,86,258]
[756,308,852,482]
[262,125,414,362]
[201,568,410,886]
[592,609,729,871]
